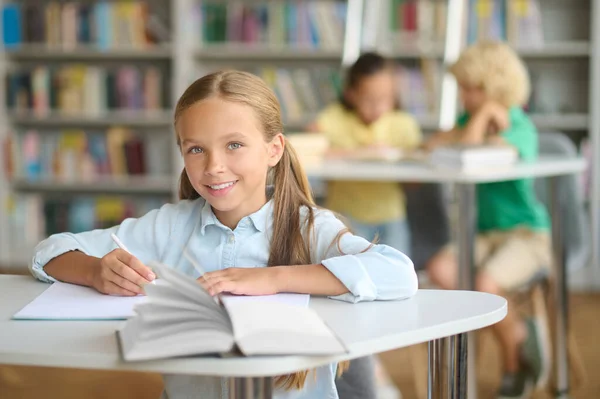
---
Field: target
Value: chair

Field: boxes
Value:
[535,131,591,274]
[530,131,590,393]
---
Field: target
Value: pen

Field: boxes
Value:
[111,233,156,284]
[111,233,131,253]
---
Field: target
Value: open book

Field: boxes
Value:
[117,262,348,361]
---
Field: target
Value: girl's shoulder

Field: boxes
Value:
[299,205,345,228]
[151,197,206,224]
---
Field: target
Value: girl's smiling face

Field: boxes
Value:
[177,96,284,229]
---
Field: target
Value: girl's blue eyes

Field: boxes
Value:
[187,143,242,154]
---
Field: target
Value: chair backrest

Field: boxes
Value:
[405,183,451,270]
[535,132,591,272]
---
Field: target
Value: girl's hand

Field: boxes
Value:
[198,267,281,296]
[90,249,155,296]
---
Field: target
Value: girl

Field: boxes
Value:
[311,52,422,254]
[30,70,418,399]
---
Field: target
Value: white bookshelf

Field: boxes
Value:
[195,46,343,61]
[4,44,173,60]
[12,176,173,195]
[6,110,173,127]
[0,0,179,270]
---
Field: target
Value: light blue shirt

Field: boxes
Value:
[31,198,418,399]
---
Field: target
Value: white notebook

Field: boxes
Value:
[13,281,311,321]
[13,281,147,320]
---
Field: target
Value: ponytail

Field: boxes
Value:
[270,139,350,389]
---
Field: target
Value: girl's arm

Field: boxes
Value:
[201,209,418,301]
[309,210,418,303]
[31,202,182,289]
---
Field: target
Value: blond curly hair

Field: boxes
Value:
[449,41,531,107]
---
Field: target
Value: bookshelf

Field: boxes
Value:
[0,0,177,269]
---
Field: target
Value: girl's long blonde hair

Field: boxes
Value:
[174,70,349,390]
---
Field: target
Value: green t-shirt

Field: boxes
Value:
[457,107,550,232]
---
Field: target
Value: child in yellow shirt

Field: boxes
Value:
[312,52,421,399]
[312,52,422,255]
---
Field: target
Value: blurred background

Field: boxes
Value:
[0,0,598,398]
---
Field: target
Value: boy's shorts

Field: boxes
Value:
[442,228,551,291]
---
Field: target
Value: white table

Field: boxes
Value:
[0,275,506,399]
[306,156,587,399]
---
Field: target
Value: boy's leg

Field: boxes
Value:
[479,231,552,397]
[425,234,492,290]
[475,273,527,373]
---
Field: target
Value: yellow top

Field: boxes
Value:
[316,103,422,224]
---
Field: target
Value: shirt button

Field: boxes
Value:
[228,235,235,243]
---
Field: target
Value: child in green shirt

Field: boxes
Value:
[426,41,551,399]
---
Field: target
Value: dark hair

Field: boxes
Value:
[340,52,399,110]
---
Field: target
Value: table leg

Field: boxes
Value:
[455,183,478,399]
[427,333,468,399]
[229,377,273,399]
[448,333,469,399]
[428,338,446,399]
[549,176,570,399]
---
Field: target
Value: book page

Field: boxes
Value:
[225,301,347,356]
[13,281,146,320]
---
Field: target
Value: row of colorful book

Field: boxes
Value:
[396,60,441,117]
[196,1,347,49]
[5,195,168,249]
[198,63,440,123]
[4,128,171,182]
[5,65,165,115]
[1,1,169,49]
[389,0,448,43]
[466,0,544,48]
[194,66,342,124]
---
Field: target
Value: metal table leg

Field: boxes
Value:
[229,377,273,399]
[455,183,478,399]
[428,338,446,399]
[428,333,468,399]
[549,176,570,399]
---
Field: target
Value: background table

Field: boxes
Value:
[306,156,586,398]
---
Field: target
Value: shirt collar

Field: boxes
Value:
[199,199,273,235]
